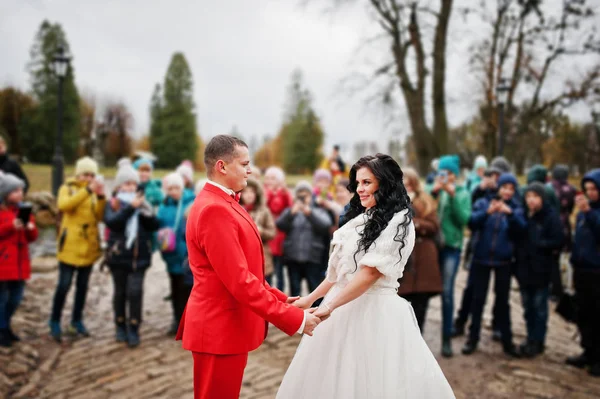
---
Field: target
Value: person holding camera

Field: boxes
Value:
[0,172,38,347]
[276,181,333,298]
[566,169,600,377]
[50,156,106,342]
[430,155,471,357]
[104,159,159,348]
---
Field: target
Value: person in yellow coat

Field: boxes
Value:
[49,156,106,342]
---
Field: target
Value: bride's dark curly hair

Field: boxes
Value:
[344,154,413,269]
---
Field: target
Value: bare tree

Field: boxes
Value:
[469,0,600,169]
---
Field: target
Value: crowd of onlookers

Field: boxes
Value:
[0,136,599,378]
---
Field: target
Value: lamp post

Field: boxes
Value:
[496,77,510,156]
[52,45,71,197]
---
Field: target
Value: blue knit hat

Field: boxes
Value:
[133,158,154,171]
[497,173,518,189]
[438,155,460,176]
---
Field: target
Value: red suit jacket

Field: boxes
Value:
[177,183,304,355]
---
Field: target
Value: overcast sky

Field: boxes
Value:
[1,0,597,159]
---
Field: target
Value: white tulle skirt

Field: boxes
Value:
[276,285,456,399]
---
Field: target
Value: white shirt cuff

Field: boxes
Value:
[296,312,307,335]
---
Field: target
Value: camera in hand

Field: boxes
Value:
[17,202,33,224]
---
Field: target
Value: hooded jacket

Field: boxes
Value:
[571,169,600,271]
[0,204,38,280]
[469,195,526,267]
[515,203,564,287]
[57,177,107,267]
[522,165,560,211]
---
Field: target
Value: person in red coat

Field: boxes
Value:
[177,135,322,399]
[264,166,293,290]
[0,172,38,347]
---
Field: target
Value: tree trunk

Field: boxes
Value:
[432,0,453,155]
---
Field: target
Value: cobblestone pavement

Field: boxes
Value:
[1,254,599,398]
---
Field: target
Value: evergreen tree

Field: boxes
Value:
[24,20,80,163]
[150,53,199,168]
[280,70,324,174]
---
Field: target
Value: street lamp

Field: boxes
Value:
[52,45,71,196]
[496,77,510,156]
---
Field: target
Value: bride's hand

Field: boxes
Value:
[291,296,312,310]
[313,305,332,322]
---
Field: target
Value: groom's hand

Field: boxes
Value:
[302,309,321,336]
[290,296,311,310]
[286,296,300,304]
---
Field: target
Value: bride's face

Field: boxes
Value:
[356,167,379,209]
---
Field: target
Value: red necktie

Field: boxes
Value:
[232,192,241,202]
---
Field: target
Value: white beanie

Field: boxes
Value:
[195,178,208,195]
[163,172,184,190]
[114,158,139,188]
[176,163,194,183]
[75,156,98,176]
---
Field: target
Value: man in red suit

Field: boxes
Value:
[177,135,322,399]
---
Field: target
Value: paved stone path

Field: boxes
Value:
[1,254,599,398]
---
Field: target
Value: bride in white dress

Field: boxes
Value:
[277,154,455,399]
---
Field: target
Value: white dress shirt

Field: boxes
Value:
[206,180,307,335]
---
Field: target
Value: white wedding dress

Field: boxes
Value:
[276,210,455,399]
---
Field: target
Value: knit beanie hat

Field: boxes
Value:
[313,168,332,184]
[195,179,209,196]
[525,182,546,200]
[497,173,519,189]
[114,158,140,188]
[176,162,194,183]
[163,172,184,190]
[473,155,488,170]
[487,156,511,175]
[294,180,313,196]
[133,158,154,171]
[0,171,25,201]
[438,155,460,176]
[527,164,548,184]
[552,164,569,183]
[75,156,98,176]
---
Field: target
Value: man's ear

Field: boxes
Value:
[215,160,226,175]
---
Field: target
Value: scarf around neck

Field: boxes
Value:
[116,191,139,250]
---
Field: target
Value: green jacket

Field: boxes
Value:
[435,185,472,249]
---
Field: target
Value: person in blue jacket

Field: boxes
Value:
[133,158,163,208]
[157,172,195,335]
[566,168,600,377]
[462,173,525,357]
[515,182,564,358]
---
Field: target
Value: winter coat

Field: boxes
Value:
[276,203,333,265]
[57,177,107,267]
[266,187,294,257]
[157,195,195,275]
[469,197,526,267]
[398,192,442,296]
[104,199,160,270]
[466,172,482,194]
[434,185,471,249]
[515,205,564,287]
[0,154,29,193]
[549,179,577,250]
[0,205,38,280]
[242,179,277,276]
[139,179,164,208]
[571,169,600,272]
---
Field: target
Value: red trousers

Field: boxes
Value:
[193,352,249,399]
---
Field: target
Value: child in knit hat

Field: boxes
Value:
[50,156,106,342]
[0,172,38,347]
[104,158,159,348]
[157,172,194,335]
[514,182,563,358]
[133,158,163,208]
[430,154,472,357]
